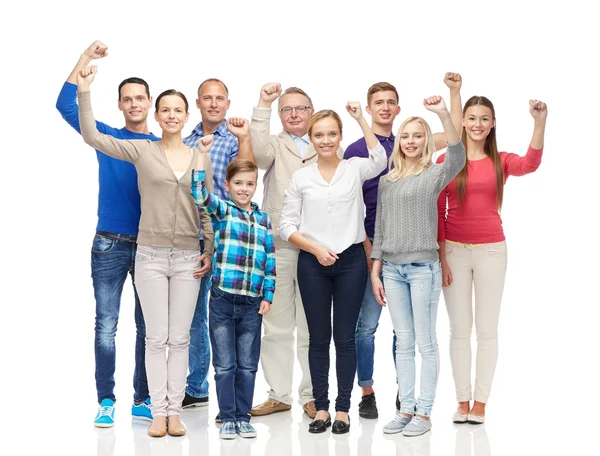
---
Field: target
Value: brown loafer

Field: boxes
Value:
[167,417,187,436]
[250,398,292,416]
[303,401,317,419]
[147,417,167,438]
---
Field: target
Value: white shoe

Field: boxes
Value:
[452,412,468,423]
[467,413,485,424]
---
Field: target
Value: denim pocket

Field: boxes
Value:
[183,249,201,262]
[445,243,455,256]
[486,243,507,256]
[135,245,155,262]
[211,284,226,299]
[246,295,262,306]
[92,234,115,254]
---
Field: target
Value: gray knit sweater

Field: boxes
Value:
[371,141,466,264]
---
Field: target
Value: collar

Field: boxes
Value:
[225,199,261,214]
[290,133,310,144]
[374,132,395,142]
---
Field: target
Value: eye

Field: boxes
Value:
[314,133,322,138]
[329,132,337,137]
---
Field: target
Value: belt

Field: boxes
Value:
[96,231,138,242]
[446,239,485,249]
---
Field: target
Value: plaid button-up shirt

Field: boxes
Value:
[184,120,239,200]
[191,170,276,303]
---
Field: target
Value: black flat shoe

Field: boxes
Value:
[308,413,331,434]
[331,416,350,434]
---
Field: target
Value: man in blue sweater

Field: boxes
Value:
[56,41,159,427]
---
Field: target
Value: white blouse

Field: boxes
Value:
[279,143,387,253]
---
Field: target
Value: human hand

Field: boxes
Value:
[77,65,97,90]
[423,95,447,113]
[226,117,249,138]
[193,253,212,279]
[345,101,363,120]
[441,262,453,287]
[83,41,108,60]
[529,99,548,123]
[259,300,271,315]
[313,245,339,267]
[259,83,282,106]
[371,275,386,306]
[444,72,462,91]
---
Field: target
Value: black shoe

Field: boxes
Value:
[215,413,221,423]
[308,413,331,434]
[182,392,209,409]
[358,393,378,419]
[331,416,350,434]
[396,392,401,410]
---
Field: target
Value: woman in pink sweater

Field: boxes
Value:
[436,80,547,424]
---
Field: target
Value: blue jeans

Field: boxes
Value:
[209,284,263,423]
[91,233,149,404]
[186,272,211,398]
[297,243,367,413]
[383,260,441,417]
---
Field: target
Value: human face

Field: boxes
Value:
[196,81,230,128]
[279,93,313,137]
[463,105,495,142]
[310,117,342,159]
[366,90,400,129]
[224,170,258,210]
[154,95,188,135]
[399,121,426,164]
[118,83,152,126]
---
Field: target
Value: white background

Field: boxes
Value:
[1,0,597,454]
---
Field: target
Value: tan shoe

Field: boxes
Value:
[167,416,187,436]
[303,401,317,419]
[148,417,167,438]
[250,398,292,416]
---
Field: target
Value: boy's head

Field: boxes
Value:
[224,159,259,210]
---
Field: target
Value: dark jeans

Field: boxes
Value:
[297,243,367,413]
[209,284,263,423]
[91,232,149,403]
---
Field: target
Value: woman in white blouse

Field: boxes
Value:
[279,102,387,434]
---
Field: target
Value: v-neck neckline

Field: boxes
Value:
[158,144,195,181]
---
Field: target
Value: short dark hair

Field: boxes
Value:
[118,77,150,99]
[367,82,399,106]
[154,89,189,112]
[197,78,229,97]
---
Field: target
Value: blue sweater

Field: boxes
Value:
[56,82,160,236]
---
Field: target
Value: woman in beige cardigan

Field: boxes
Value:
[77,65,214,437]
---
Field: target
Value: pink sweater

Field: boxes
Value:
[437,146,543,244]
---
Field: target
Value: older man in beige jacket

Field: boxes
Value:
[249,83,320,418]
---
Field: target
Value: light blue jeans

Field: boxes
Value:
[383,260,442,417]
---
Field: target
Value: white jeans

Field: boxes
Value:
[259,247,313,405]
[443,241,507,403]
[134,245,201,416]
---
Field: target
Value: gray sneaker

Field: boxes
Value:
[403,416,432,436]
[383,413,413,434]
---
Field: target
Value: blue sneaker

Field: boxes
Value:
[131,398,153,422]
[94,399,115,428]
[236,421,257,438]
[219,422,237,440]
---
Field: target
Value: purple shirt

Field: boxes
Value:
[343,133,394,238]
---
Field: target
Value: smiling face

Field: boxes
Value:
[154,94,189,135]
[196,80,230,129]
[118,83,152,126]
[366,90,400,129]
[279,93,313,137]
[463,104,495,143]
[309,116,342,159]
[225,170,258,210]
[399,120,427,164]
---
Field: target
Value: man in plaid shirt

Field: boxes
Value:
[191,135,275,439]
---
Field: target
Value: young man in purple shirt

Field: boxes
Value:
[56,41,159,427]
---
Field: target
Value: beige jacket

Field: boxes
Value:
[249,107,320,250]
[79,91,214,254]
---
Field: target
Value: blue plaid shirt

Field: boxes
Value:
[191,170,276,303]
[184,121,239,200]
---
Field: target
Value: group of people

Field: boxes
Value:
[56,40,547,440]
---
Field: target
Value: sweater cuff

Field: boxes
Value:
[370,248,383,261]
[252,106,272,120]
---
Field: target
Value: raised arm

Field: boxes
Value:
[227,117,255,163]
[67,41,108,84]
[529,99,547,150]
[249,83,282,170]
[77,66,142,162]
[191,135,229,219]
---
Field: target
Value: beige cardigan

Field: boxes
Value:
[78,91,214,254]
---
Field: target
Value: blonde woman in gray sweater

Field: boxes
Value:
[370,96,465,436]
[77,66,215,438]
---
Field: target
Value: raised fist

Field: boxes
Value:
[259,83,282,104]
[198,134,214,154]
[423,95,447,113]
[345,101,363,120]
[444,72,462,90]
[529,99,548,122]
[226,117,249,138]
[83,41,108,60]
[77,65,97,89]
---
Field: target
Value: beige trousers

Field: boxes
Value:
[443,241,507,403]
[260,247,313,405]
[134,245,201,416]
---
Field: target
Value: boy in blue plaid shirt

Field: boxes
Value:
[191,134,276,440]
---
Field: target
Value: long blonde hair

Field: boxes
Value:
[386,117,435,182]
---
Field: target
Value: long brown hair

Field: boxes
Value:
[457,96,504,209]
